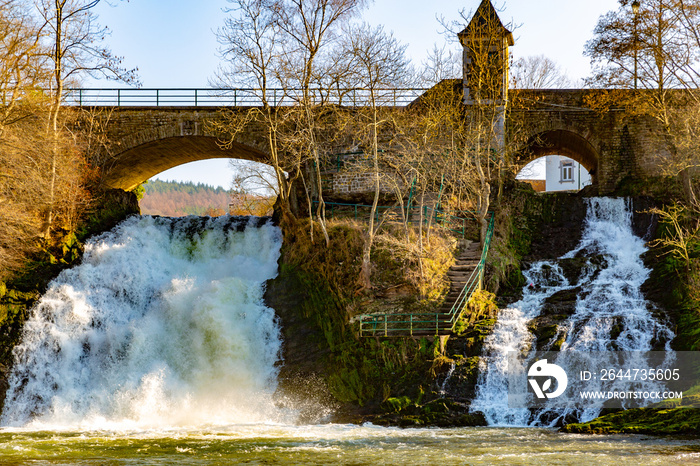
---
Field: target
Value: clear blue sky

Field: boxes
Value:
[91,0,621,188]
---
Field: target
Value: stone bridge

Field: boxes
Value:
[87,89,671,195]
[89,107,269,192]
[509,89,670,194]
[83,1,675,195]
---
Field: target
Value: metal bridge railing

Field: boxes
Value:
[359,212,495,337]
[63,87,428,107]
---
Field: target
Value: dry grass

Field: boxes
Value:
[371,224,457,301]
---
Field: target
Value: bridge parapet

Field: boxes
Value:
[65,88,427,108]
[86,106,270,191]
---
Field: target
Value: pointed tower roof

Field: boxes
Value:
[458,0,514,46]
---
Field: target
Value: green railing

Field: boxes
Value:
[359,212,495,337]
[63,87,427,107]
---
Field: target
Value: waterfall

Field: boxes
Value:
[1,215,289,430]
[438,361,456,397]
[471,198,675,427]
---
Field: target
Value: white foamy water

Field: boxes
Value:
[1,215,289,430]
[472,198,675,426]
[470,262,571,426]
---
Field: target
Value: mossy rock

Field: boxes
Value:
[368,398,487,428]
[542,287,581,315]
[421,398,452,414]
[530,323,558,346]
[557,257,589,285]
[449,318,497,357]
[681,394,700,407]
[562,407,700,436]
[384,396,414,413]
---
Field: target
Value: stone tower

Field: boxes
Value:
[458,0,514,106]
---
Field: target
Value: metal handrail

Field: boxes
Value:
[359,212,495,337]
[63,87,428,107]
[443,213,495,327]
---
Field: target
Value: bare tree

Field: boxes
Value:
[511,55,573,89]
[212,0,368,239]
[419,43,462,86]
[586,0,700,204]
[36,0,138,236]
[586,0,686,90]
[584,0,700,127]
[211,0,299,223]
[673,0,700,89]
[0,0,46,131]
[273,0,368,246]
[340,22,412,290]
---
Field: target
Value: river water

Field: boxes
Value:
[1,425,699,464]
[0,211,698,464]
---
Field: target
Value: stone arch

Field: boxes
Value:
[517,129,599,183]
[103,135,270,191]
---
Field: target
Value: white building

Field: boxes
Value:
[545,155,591,191]
[516,155,592,192]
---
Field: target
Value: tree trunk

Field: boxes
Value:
[359,106,381,292]
[682,167,698,211]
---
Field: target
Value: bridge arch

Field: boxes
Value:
[516,129,599,184]
[103,135,269,191]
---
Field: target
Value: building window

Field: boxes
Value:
[561,162,574,182]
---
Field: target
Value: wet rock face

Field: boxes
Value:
[630,196,660,241]
[525,195,587,262]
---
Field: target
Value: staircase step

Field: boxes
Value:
[451,265,477,272]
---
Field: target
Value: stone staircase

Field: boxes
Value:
[358,212,493,338]
[408,241,483,336]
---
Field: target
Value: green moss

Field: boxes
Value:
[0,284,38,365]
[271,220,442,408]
[562,407,700,436]
[367,395,487,427]
[76,189,140,240]
[384,396,413,413]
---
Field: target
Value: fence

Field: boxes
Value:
[358,212,495,337]
[63,88,428,107]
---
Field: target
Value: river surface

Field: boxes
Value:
[2,425,699,465]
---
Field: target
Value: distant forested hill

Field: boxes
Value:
[139,180,230,217]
